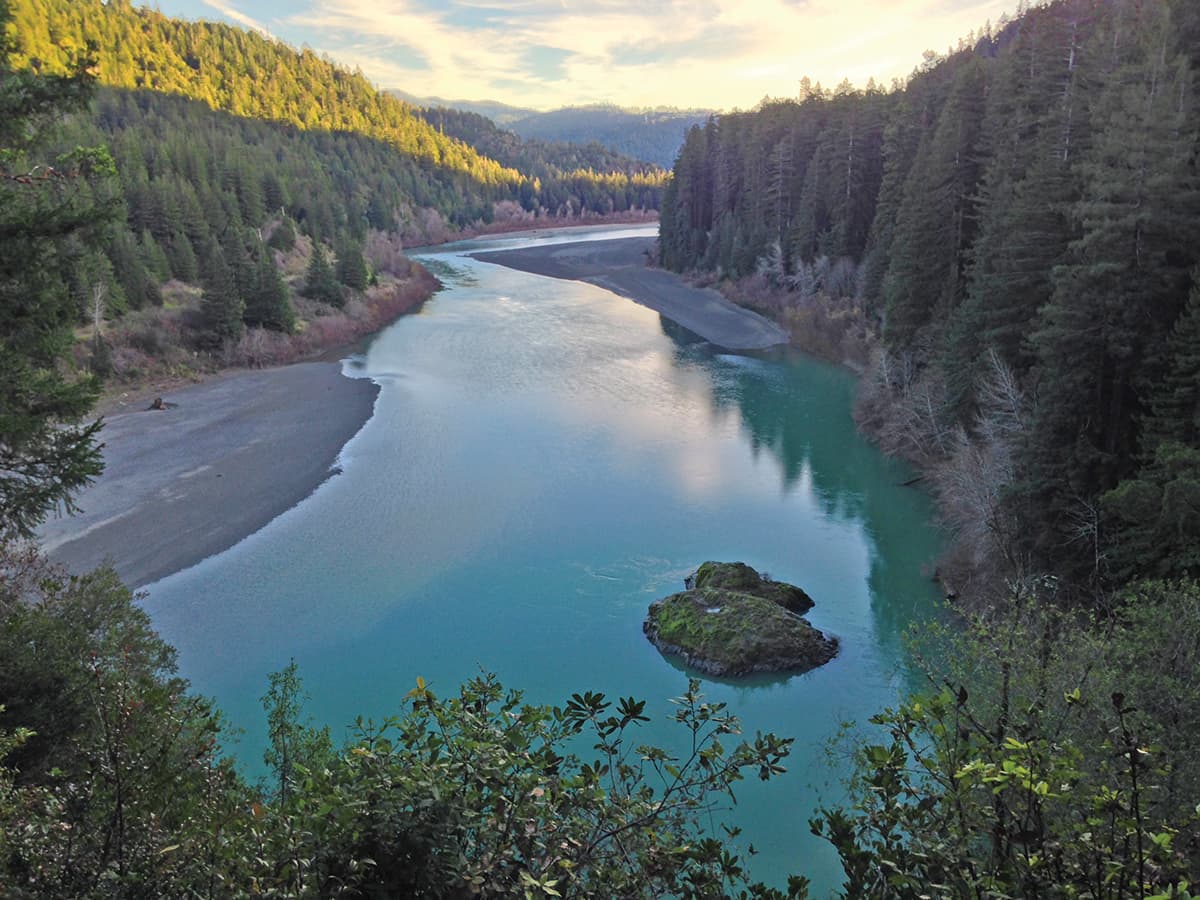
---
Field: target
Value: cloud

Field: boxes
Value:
[280,0,1015,110]
[201,0,270,35]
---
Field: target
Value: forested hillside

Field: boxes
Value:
[509,105,714,169]
[4,0,1200,894]
[390,90,538,126]
[2,0,664,376]
[661,0,1200,597]
[400,95,713,169]
[13,0,522,189]
[12,0,665,223]
[660,8,1200,891]
[416,105,665,216]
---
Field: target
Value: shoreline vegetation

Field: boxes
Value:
[91,214,657,413]
[8,0,1200,891]
[42,225,775,588]
[48,222,662,588]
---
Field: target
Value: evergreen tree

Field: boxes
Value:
[138,229,171,283]
[0,2,110,536]
[335,239,369,292]
[882,59,986,347]
[244,248,294,333]
[303,243,342,307]
[199,242,244,345]
[1019,0,1200,581]
[165,230,199,282]
[1103,278,1200,580]
[942,4,1087,413]
[222,227,255,302]
[1145,277,1200,448]
[859,107,919,314]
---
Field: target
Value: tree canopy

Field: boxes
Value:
[660,0,1200,593]
[0,0,110,537]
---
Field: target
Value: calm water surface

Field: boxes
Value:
[144,225,943,892]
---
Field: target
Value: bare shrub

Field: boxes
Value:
[225,327,295,369]
[109,345,154,381]
[755,241,785,285]
[855,346,951,467]
[721,271,873,368]
[123,318,174,356]
[341,296,369,323]
[365,230,409,277]
[785,259,819,298]
[859,347,1030,603]
[403,207,452,246]
[826,257,858,299]
[928,349,1030,593]
[492,200,536,227]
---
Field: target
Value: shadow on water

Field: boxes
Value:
[652,646,808,691]
[653,307,945,681]
[658,312,711,349]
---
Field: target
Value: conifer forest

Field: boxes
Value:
[2,0,1200,895]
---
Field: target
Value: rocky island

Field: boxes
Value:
[644,562,838,677]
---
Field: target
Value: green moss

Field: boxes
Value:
[692,561,814,613]
[645,562,836,677]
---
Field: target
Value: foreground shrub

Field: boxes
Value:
[813,583,1200,898]
[0,545,805,898]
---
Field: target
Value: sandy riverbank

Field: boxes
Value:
[471,237,790,351]
[37,232,785,589]
[38,362,378,588]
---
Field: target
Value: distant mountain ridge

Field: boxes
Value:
[13,0,665,221]
[388,90,538,126]
[395,91,715,169]
[0,0,667,370]
[509,105,714,169]
[414,107,659,174]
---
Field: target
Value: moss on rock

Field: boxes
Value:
[691,561,815,614]
[645,562,837,677]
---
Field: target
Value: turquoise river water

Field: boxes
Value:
[143,225,944,893]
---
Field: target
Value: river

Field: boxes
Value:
[143,224,943,893]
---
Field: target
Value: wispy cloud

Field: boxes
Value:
[269,0,1016,109]
[201,0,270,36]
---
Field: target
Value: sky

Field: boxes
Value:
[145,0,1017,111]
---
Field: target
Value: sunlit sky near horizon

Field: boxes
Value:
[142,0,1016,111]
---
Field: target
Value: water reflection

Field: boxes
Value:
[143,226,942,893]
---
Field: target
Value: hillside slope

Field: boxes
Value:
[660,0,1200,595]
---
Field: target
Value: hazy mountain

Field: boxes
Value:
[508,105,714,169]
[388,90,538,126]
[397,93,714,168]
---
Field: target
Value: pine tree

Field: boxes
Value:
[108,228,161,310]
[1018,0,1200,581]
[882,59,986,348]
[303,243,342,307]
[942,3,1089,415]
[138,229,172,283]
[222,228,255,302]
[199,242,244,345]
[1103,278,1200,580]
[1145,276,1200,448]
[244,248,295,333]
[0,1,110,536]
[335,240,369,292]
[165,231,199,282]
